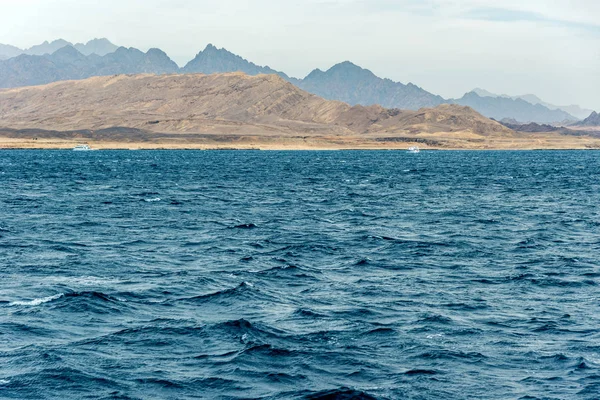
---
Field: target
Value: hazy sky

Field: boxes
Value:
[1,0,599,110]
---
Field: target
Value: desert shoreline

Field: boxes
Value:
[1,139,599,151]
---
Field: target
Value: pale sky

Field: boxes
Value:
[0,0,599,110]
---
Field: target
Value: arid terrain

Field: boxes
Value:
[0,73,599,150]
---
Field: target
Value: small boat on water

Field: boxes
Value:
[407,146,420,153]
[73,144,91,151]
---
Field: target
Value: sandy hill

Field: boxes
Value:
[0,41,590,125]
[0,72,513,140]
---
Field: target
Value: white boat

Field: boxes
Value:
[73,144,91,151]
[407,146,420,153]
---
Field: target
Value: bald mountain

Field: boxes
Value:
[0,72,513,139]
[182,45,443,110]
[0,41,584,124]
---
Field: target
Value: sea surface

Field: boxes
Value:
[1,150,600,400]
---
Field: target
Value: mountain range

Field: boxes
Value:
[0,38,595,125]
[472,88,593,120]
[4,73,598,150]
[451,92,577,125]
[574,111,600,127]
[180,46,444,110]
[0,38,119,58]
[0,46,178,88]
[0,73,514,139]
[182,44,290,79]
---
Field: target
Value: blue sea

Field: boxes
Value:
[1,150,600,399]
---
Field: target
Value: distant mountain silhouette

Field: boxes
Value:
[0,46,178,88]
[183,48,443,110]
[182,44,291,80]
[93,47,179,75]
[574,111,600,127]
[1,42,444,111]
[497,119,598,138]
[472,87,590,120]
[0,38,120,59]
[0,40,591,124]
[296,61,445,110]
[452,92,577,124]
[24,39,72,55]
[74,38,119,56]
[0,44,22,60]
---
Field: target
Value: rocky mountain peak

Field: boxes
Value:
[575,111,600,127]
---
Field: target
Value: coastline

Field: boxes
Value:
[1,134,599,151]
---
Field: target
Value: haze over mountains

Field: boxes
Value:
[472,88,594,120]
[453,92,576,125]
[0,38,118,59]
[575,111,600,127]
[0,38,595,125]
[0,46,178,88]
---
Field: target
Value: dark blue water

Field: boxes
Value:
[1,150,600,399]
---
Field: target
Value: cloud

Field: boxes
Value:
[0,0,598,110]
[463,7,544,22]
[463,5,600,35]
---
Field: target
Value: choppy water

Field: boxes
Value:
[1,150,600,399]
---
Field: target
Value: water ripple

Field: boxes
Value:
[1,149,599,399]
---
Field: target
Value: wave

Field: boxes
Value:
[10,293,64,306]
[134,378,183,388]
[404,369,438,375]
[9,291,127,317]
[256,265,320,279]
[303,388,379,399]
[294,308,327,318]
[363,327,396,336]
[416,350,487,361]
[62,291,118,302]
[257,265,303,274]
[240,343,295,357]
[210,319,288,342]
[4,150,600,399]
[180,282,256,302]
[8,366,122,391]
[417,314,454,324]
[79,318,283,348]
[233,223,257,229]
[362,234,451,248]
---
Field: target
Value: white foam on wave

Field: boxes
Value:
[46,276,122,286]
[0,379,10,385]
[144,197,161,202]
[10,293,63,306]
[426,333,445,339]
